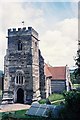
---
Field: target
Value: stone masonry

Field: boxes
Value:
[39,50,46,99]
[3,27,46,103]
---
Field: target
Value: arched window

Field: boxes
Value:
[18,40,22,51]
[16,73,24,84]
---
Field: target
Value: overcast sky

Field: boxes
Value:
[0,0,79,71]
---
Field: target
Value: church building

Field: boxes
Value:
[3,27,46,104]
[2,26,72,104]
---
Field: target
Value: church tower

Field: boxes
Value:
[3,27,41,103]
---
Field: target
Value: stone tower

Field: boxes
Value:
[3,27,41,103]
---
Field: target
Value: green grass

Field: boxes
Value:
[73,84,80,88]
[0,110,27,119]
[14,109,27,117]
[39,93,64,104]
[0,110,47,120]
[48,93,64,102]
[39,99,46,104]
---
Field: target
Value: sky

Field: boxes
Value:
[0,0,79,71]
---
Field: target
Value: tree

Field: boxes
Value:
[74,49,80,83]
[70,72,76,84]
[60,91,80,119]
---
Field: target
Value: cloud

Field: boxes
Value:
[0,2,45,32]
[40,18,78,67]
[0,2,46,70]
[0,2,78,70]
[56,18,78,40]
[1,0,79,2]
[0,32,7,71]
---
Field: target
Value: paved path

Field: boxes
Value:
[51,99,65,104]
[0,104,30,112]
[0,99,65,113]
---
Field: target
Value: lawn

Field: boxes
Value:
[73,84,80,88]
[12,110,30,119]
[0,109,47,120]
[39,93,64,104]
[48,93,64,101]
[0,110,28,119]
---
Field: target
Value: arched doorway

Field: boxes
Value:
[17,88,24,103]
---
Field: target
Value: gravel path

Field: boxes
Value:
[0,104,30,112]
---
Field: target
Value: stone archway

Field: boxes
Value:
[17,88,24,103]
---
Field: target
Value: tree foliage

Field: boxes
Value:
[70,72,76,84]
[75,49,80,83]
[59,91,80,119]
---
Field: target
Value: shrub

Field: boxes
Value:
[59,91,80,119]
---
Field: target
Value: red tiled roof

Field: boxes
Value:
[44,63,66,80]
[48,66,66,80]
[44,63,52,78]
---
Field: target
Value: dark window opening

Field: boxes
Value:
[35,42,37,47]
[18,41,22,50]
[35,42,37,52]
[19,76,21,84]
[16,76,18,83]
[21,76,23,84]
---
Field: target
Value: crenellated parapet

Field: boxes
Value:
[8,27,28,33]
[8,27,38,39]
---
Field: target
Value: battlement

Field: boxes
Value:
[8,27,38,38]
[8,27,27,32]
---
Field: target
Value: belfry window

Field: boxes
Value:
[35,41,37,47]
[18,40,22,51]
[35,41,37,52]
